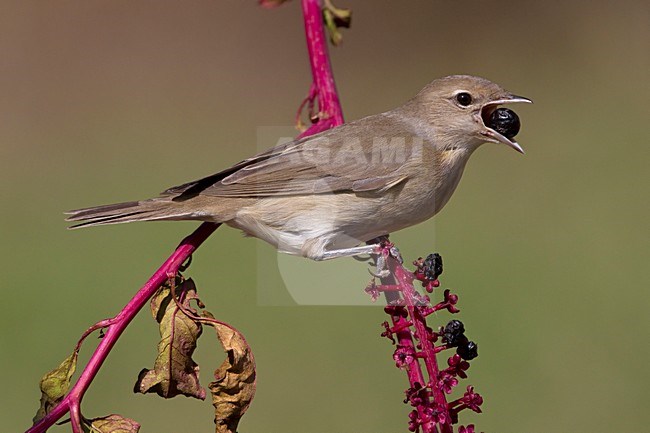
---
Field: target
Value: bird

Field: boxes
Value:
[66,75,531,261]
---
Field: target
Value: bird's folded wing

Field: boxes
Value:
[162,116,415,200]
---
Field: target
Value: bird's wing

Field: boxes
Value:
[164,115,420,200]
[160,135,308,198]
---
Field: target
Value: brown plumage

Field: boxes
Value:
[66,75,530,260]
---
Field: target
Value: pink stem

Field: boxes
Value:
[28,2,346,431]
[26,222,220,433]
[382,270,436,433]
[298,0,344,137]
[394,265,452,433]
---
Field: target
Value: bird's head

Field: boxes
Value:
[406,75,532,154]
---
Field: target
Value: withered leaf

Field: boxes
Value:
[204,311,257,433]
[134,278,206,400]
[82,414,140,433]
[32,351,78,424]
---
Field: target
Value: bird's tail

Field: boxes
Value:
[65,199,189,229]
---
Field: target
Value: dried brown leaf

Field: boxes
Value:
[204,312,257,433]
[134,278,206,400]
[83,414,140,433]
[32,351,78,424]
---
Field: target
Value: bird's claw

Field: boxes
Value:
[369,253,391,278]
[368,267,391,279]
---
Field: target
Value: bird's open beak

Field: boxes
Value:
[478,94,532,154]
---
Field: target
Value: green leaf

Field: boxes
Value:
[134,278,206,400]
[204,312,257,433]
[83,414,140,433]
[32,351,78,424]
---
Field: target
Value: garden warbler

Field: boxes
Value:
[67,75,530,260]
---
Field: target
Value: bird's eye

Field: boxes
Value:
[455,92,472,107]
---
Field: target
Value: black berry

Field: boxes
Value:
[443,320,466,347]
[488,107,520,139]
[422,253,443,281]
[456,341,478,360]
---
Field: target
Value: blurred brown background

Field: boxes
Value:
[1,1,648,432]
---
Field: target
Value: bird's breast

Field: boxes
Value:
[228,148,471,254]
[387,148,470,226]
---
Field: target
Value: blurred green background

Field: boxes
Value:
[1,0,648,432]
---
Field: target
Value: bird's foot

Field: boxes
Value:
[369,253,391,278]
[365,234,403,278]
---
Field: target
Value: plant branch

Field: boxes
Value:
[393,260,453,433]
[27,222,220,433]
[376,249,483,432]
[28,1,346,430]
[298,0,345,137]
[382,257,447,433]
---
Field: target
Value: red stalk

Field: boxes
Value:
[386,260,452,433]
[28,2,345,432]
[27,223,220,433]
[298,0,344,137]
[394,264,453,433]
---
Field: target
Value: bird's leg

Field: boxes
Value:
[316,244,380,260]
[309,235,402,279]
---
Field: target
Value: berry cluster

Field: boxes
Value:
[368,244,483,433]
[442,320,479,361]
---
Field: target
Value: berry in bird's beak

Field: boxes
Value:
[488,108,520,140]
[478,95,531,154]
